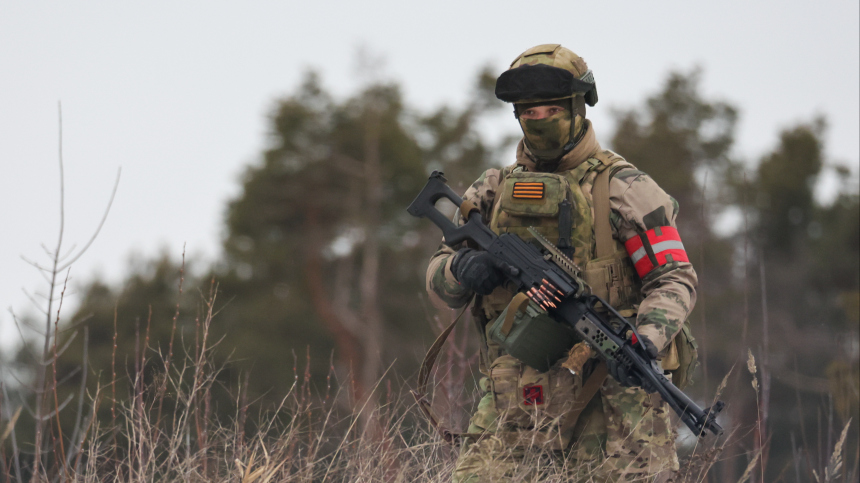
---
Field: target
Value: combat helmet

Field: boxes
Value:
[495,44,598,163]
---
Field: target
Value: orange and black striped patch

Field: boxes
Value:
[512,182,545,199]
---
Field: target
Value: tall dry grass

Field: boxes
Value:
[1,269,857,482]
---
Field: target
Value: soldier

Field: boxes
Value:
[425,44,698,482]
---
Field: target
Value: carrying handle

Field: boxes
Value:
[499,292,531,337]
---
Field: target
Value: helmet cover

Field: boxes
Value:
[498,44,598,106]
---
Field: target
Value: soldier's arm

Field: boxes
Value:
[426,169,501,309]
[608,168,698,353]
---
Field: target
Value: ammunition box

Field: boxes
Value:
[489,299,577,373]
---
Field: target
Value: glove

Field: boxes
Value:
[450,248,519,296]
[606,334,659,393]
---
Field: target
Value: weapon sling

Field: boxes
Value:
[412,304,487,445]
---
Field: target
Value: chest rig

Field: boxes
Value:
[480,151,643,333]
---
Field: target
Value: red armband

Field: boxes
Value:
[623,226,689,278]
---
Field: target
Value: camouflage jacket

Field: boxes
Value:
[425,123,698,354]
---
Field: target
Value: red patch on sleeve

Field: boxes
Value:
[523,384,544,405]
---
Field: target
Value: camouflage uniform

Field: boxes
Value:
[426,122,697,482]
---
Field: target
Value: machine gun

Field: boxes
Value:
[408,171,724,437]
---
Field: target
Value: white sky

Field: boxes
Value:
[1,1,858,349]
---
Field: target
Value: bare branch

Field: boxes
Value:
[55,101,66,261]
[57,242,78,264]
[57,313,94,335]
[31,101,67,481]
[19,255,52,273]
[26,289,54,303]
[20,289,49,316]
[58,166,121,272]
[48,269,72,479]
[7,384,41,410]
[9,310,38,355]
[66,325,89,466]
[39,330,78,366]
[0,383,24,483]
[34,394,74,422]
[55,366,81,387]
[17,314,50,338]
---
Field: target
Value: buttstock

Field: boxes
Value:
[407,171,496,249]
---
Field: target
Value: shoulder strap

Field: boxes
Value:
[591,150,624,259]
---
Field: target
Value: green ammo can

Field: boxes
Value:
[488,293,578,373]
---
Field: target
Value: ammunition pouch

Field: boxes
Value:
[485,349,608,451]
[582,247,640,310]
[663,323,698,390]
[487,354,582,450]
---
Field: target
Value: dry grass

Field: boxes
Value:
[0,267,853,482]
[1,293,856,482]
[0,290,462,482]
[0,292,702,482]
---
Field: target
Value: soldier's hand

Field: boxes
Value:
[451,248,519,296]
[607,334,659,392]
[636,334,659,360]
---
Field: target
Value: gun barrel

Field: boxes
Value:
[628,345,723,436]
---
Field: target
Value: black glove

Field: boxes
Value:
[606,334,659,393]
[450,248,519,296]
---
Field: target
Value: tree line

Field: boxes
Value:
[2,67,857,482]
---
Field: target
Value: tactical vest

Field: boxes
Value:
[479,151,643,360]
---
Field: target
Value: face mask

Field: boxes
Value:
[520,110,571,149]
[519,109,573,163]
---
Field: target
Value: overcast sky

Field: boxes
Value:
[1,1,858,349]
